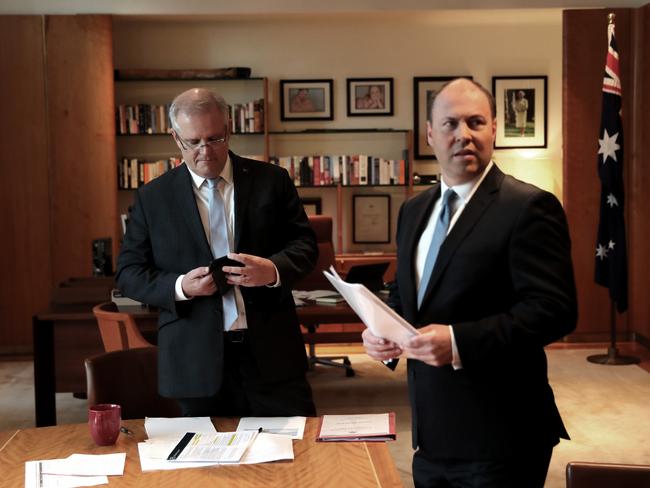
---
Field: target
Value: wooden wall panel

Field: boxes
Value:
[45,15,118,285]
[0,17,51,352]
[629,3,650,342]
[563,7,648,339]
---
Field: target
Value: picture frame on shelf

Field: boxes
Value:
[492,76,547,149]
[346,78,393,116]
[353,194,391,244]
[280,79,333,121]
[413,76,472,159]
[301,197,322,216]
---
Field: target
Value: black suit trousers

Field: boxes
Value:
[176,332,316,418]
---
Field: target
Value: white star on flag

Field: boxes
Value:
[606,193,619,207]
[596,243,609,260]
[598,129,620,163]
[608,240,616,250]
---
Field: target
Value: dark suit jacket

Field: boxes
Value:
[116,152,318,398]
[392,164,577,460]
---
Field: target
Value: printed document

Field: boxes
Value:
[317,413,396,442]
[236,416,306,439]
[144,416,217,440]
[323,267,418,344]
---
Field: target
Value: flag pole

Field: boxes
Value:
[587,299,639,365]
[587,12,639,366]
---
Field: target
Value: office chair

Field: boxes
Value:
[93,301,153,352]
[296,215,354,377]
[566,461,650,487]
[85,347,180,419]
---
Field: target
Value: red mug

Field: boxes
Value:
[88,404,121,446]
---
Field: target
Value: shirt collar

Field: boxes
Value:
[441,160,494,205]
[186,155,233,189]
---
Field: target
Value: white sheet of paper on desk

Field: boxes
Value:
[239,432,294,464]
[40,453,126,476]
[236,416,306,439]
[138,442,220,471]
[25,461,108,488]
[323,266,419,345]
[144,416,217,440]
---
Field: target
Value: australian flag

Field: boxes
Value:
[595,17,628,313]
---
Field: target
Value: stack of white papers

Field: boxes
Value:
[317,413,396,442]
[25,453,125,488]
[138,416,295,472]
[323,267,419,345]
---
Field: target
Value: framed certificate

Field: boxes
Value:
[352,194,391,244]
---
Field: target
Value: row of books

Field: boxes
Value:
[115,99,265,135]
[118,157,182,189]
[269,155,408,187]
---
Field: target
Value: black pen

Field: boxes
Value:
[120,426,134,436]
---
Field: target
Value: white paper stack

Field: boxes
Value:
[25,453,125,488]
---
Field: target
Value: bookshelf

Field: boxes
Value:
[114,76,269,217]
[268,128,414,253]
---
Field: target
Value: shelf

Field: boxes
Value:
[269,128,409,135]
[117,132,265,137]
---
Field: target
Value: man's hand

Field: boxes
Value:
[401,324,452,367]
[362,328,403,362]
[224,253,277,287]
[181,266,216,297]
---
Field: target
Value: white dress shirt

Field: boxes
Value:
[173,157,250,330]
[415,161,494,368]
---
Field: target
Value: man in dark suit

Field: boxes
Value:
[362,78,577,487]
[116,88,318,417]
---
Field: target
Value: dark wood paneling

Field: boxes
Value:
[0,16,51,351]
[629,4,650,340]
[562,9,634,335]
[45,15,118,285]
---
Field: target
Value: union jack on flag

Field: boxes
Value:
[595,15,628,313]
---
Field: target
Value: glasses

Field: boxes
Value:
[176,133,228,151]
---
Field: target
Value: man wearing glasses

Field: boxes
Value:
[116,88,318,417]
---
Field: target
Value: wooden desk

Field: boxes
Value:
[33,302,361,427]
[0,418,402,488]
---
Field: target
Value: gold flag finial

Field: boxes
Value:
[608,13,616,25]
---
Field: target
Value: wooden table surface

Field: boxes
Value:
[0,418,403,487]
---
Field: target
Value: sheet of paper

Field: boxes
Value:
[323,267,419,344]
[319,413,390,438]
[236,416,306,439]
[292,289,336,300]
[25,461,108,488]
[239,432,294,464]
[138,442,220,472]
[40,453,126,476]
[144,416,217,440]
[172,431,257,463]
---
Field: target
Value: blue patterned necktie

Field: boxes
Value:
[206,178,238,330]
[417,188,458,308]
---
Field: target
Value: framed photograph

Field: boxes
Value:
[492,76,547,149]
[352,194,391,244]
[346,78,393,116]
[301,197,322,216]
[413,76,472,159]
[280,79,333,121]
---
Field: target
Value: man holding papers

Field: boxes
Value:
[362,79,577,488]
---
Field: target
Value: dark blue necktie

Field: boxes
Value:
[206,178,238,330]
[417,189,457,308]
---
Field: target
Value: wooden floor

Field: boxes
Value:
[547,341,650,373]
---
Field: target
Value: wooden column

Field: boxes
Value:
[45,15,118,285]
[0,16,51,352]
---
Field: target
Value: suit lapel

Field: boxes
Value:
[231,152,253,251]
[419,165,505,306]
[172,164,213,258]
